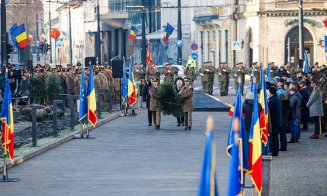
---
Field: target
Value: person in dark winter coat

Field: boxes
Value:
[299,80,310,130]
[289,87,302,143]
[268,84,283,156]
[279,93,291,151]
[143,80,152,126]
[242,91,262,133]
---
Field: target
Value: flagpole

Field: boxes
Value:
[3,125,8,180]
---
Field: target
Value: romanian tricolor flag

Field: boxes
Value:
[88,31,95,43]
[12,24,28,49]
[28,33,34,41]
[79,65,87,126]
[163,23,174,44]
[227,103,235,117]
[87,64,97,126]
[259,69,269,146]
[249,84,262,195]
[40,33,46,42]
[146,39,153,68]
[128,61,137,106]
[1,70,15,163]
[128,26,138,41]
[198,116,218,196]
[303,52,311,74]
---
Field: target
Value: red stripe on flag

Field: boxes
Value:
[251,155,262,193]
[88,110,97,125]
[18,39,28,48]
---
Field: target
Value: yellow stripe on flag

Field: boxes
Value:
[16,32,27,43]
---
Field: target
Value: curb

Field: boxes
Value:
[0,112,120,173]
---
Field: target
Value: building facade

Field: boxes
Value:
[193,0,236,68]
[237,0,327,67]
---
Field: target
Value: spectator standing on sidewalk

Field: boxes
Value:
[299,80,310,130]
[307,80,324,139]
[267,84,283,156]
[289,87,302,143]
[279,93,291,151]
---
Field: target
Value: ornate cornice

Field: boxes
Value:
[258,10,327,17]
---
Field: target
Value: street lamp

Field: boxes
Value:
[177,0,182,65]
[1,0,8,67]
[68,0,73,65]
[299,0,304,67]
[96,0,101,65]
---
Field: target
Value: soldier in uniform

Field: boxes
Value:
[216,63,231,96]
[179,78,194,130]
[184,63,195,83]
[148,65,160,82]
[268,62,278,79]
[199,62,211,94]
[232,62,246,95]
[251,62,261,89]
[149,78,161,130]
[163,64,177,83]
[207,62,216,95]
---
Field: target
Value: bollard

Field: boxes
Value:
[69,95,79,131]
[61,94,68,111]
[53,100,64,137]
[108,86,113,112]
[262,155,272,196]
[32,104,43,147]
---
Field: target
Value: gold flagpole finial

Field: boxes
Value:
[206,115,214,132]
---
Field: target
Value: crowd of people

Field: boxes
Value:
[240,62,326,156]
[0,63,121,105]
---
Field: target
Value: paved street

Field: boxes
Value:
[0,78,326,195]
[0,109,235,196]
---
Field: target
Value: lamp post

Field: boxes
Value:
[1,0,8,67]
[68,0,73,65]
[299,0,304,66]
[36,13,40,61]
[49,0,52,64]
[96,0,101,64]
[141,1,146,67]
[177,0,182,65]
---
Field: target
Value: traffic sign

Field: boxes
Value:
[191,43,198,50]
[192,53,198,60]
[56,38,64,48]
[176,40,183,48]
[232,41,241,50]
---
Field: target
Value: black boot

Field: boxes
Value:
[188,126,191,130]
[132,110,137,116]
[157,125,160,130]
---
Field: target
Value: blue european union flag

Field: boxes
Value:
[79,66,87,125]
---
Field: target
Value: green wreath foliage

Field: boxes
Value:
[158,81,183,117]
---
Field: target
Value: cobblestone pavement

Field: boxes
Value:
[0,108,241,196]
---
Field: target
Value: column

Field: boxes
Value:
[216,29,220,68]
[198,30,202,67]
[204,30,209,62]
[121,29,127,59]
[107,31,112,65]
[114,29,119,57]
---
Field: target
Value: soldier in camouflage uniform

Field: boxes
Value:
[232,62,246,95]
[163,64,177,83]
[184,64,195,83]
[216,63,231,96]
[149,78,161,130]
[148,65,160,82]
[179,78,194,130]
[207,62,216,95]
[250,62,261,88]
[269,62,278,79]
[199,62,211,94]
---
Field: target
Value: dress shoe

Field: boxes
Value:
[188,126,191,130]
[296,138,301,143]
[148,124,152,126]
[310,135,319,139]
[157,125,160,130]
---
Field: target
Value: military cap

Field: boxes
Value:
[184,77,191,82]
[151,78,159,82]
[252,62,258,65]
